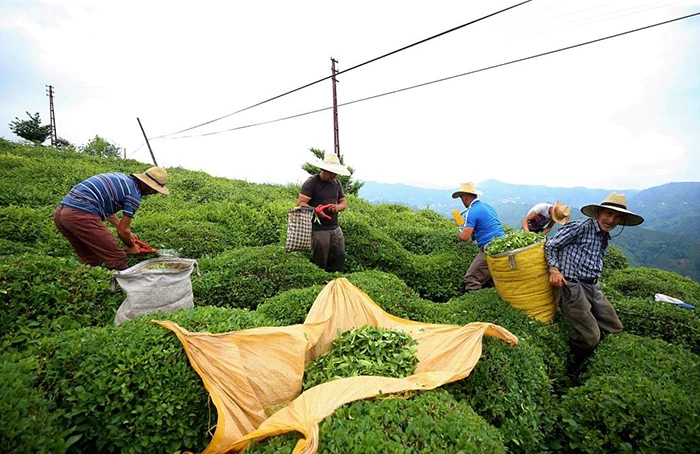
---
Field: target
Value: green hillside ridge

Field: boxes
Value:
[1,138,699,453]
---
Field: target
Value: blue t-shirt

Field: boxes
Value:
[59,173,142,220]
[465,199,506,248]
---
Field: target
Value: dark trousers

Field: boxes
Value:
[560,281,623,350]
[311,227,345,272]
[53,205,128,270]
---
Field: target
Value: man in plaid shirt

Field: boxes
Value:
[545,192,644,370]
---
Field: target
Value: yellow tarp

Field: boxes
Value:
[486,239,556,323]
[154,277,518,454]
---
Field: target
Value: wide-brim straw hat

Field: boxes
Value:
[451,182,483,198]
[315,153,350,176]
[581,192,644,226]
[132,166,170,195]
[551,201,571,224]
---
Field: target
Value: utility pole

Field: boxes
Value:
[46,85,57,146]
[331,57,340,158]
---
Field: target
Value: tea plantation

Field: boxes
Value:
[1,138,698,453]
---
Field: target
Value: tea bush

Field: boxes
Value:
[0,254,123,350]
[604,266,699,304]
[383,224,460,255]
[601,244,629,277]
[556,333,700,452]
[345,270,423,317]
[0,205,73,257]
[0,353,76,453]
[5,306,275,453]
[256,285,324,325]
[444,290,569,389]
[193,245,331,309]
[401,249,473,302]
[445,338,556,452]
[342,214,410,272]
[247,389,506,453]
[611,296,700,354]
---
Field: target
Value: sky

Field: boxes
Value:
[1,0,699,191]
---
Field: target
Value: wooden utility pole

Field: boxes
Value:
[137,118,158,166]
[46,85,57,146]
[331,57,340,158]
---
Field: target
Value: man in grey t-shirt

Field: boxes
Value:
[298,153,349,272]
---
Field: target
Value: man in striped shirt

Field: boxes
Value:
[54,166,169,270]
[545,192,644,369]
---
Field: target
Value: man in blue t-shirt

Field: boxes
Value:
[53,166,169,270]
[452,182,506,291]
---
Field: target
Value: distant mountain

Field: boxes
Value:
[359,180,700,281]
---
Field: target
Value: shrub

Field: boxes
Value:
[0,254,123,350]
[345,270,422,318]
[383,224,461,255]
[256,285,324,325]
[400,249,473,302]
[0,353,76,452]
[193,245,331,309]
[604,267,699,305]
[445,338,556,452]
[342,214,410,272]
[247,389,506,453]
[12,306,274,453]
[601,244,629,277]
[610,296,700,355]
[0,205,73,257]
[556,334,700,452]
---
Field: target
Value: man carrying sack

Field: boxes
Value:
[297,153,349,272]
[545,192,644,370]
[54,167,170,270]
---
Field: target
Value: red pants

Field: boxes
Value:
[53,205,128,270]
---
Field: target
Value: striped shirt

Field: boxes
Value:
[59,173,142,220]
[544,217,610,280]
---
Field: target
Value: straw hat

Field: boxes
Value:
[551,201,571,224]
[451,182,483,198]
[133,166,170,195]
[315,153,350,176]
[581,192,644,226]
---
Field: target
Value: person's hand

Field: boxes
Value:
[124,244,141,254]
[549,270,567,288]
[326,204,338,213]
[314,204,332,220]
[131,232,139,242]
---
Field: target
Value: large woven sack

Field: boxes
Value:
[111,257,200,326]
[285,206,314,252]
[486,239,556,323]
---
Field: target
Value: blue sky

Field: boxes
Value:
[1,0,699,190]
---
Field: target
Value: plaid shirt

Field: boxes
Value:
[545,217,610,280]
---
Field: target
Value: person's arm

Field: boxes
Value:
[117,215,140,253]
[542,220,556,234]
[544,221,584,287]
[105,214,120,229]
[521,210,536,232]
[297,193,311,207]
[327,197,347,213]
[459,225,474,242]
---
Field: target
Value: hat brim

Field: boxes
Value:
[133,173,170,195]
[317,162,350,176]
[581,204,644,226]
[451,190,482,199]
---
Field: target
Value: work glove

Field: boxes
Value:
[314,204,333,221]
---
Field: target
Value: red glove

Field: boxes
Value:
[314,204,333,221]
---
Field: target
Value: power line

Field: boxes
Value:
[151,0,532,140]
[160,10,699,141]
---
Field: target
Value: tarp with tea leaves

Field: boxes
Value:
[155,278,518,454]
[486,239,556,323]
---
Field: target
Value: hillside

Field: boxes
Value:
[360,180,700,281]
[1,138,699,453]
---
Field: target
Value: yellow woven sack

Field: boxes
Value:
[486,239,556,323]
[154,278,518,454]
